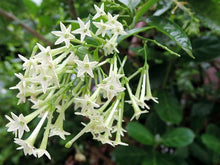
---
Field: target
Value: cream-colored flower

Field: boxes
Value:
[5,112,29,138]
[74,95,99,115]
[72,18,91,42]
[93,3,106,20]
[74,54,98,78]
[49,125,70,140]
[52,22,75,48]
[14,138,36,156]
[103,35,119,56]
[35,148,51,159]
[93,20,111,37]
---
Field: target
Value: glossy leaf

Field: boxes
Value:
[112,146,147,165]
[162,128,195,147]
[118,27,154,43]
[188,0,220,34]
[147,39,181,57]
[146,16,194,58]
[126,122,154,145]
[201,134,220,154]
[154,91,182,124]
[191,36,220,62]
[118,0,141,9]
[153,0,173,16]
[133,0,158,25]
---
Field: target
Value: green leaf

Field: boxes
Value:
[112,146,147,165]
[162,128,195,147]
[191,101,214,117]
[189,143,212,164]
[189,0,220,34]
[154,91,182,124]
[147,39,181,57]
[118,0,141,10]
[191,36,220,62]
[206,124,220,137]
[146,112,166,135]
[76,46,90,60]
[118,27,154,43]
[146,16,194,58]
[153,0,173,16]
[23,0,39,15]
[201,134,220,154]
[134,0,158,25]
[142,153,176,165]
[126,122,154,145]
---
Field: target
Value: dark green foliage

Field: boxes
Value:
[1,0,220,164]
[162,128,195,148]
[154,91,182,124]
[126,122,154,145]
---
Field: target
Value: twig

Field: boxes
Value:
[68,0,77,20]
[0,8,53,46]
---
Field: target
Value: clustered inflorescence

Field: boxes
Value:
[6,3,158,159]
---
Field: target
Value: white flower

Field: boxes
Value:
[18,54,37,71]
[97,133,114,146]
[74,95,100,115]
[49,112,70,140]
[72,18,91,42]
[52,22,75,48]
[31,69,53,93]
[66,52,79,65]
[49,126,70,140]
[106,13,121,27]
[144,69,159,103]
[35,148,51,159]
[129,95,149,120]
[126,95,150,110]
[93,20,111,37]
[5,112,29,138]
[14,111,48,157]
[110,24,126,36]
[93,3,106,20]
[99,72,125,100]
[74,54,98,78]
[35,43,53,64]
[99,83,125,100]
[103,35,119,56]
[14,138,36,156]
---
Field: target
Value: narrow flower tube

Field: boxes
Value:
[14,111,48,156]
[145,68,158,103]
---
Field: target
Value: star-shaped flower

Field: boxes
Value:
[106,13,120,27]
[72,18,91,42]
[93,20,111,37]
[103,35,119,56]
[5,112,29,138]
[74,54,98,78]
[49,125,70,140]
[35,148,51,159]
[35,43,53,64]
[14,138,36,156]
[93,3,106,20]
[52,22,75,48]
[74,95,100,116]
[31,69,53,93]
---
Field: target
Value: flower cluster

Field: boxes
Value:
[6,3,158,159]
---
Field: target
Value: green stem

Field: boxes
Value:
[127,68,143,81]
[161,60,173,89]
